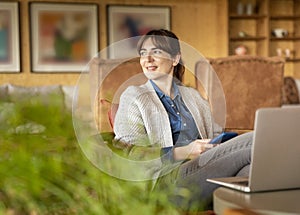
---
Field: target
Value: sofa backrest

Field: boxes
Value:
[195,55,285,132]
[90,57,146,132]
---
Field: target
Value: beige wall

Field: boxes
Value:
[0,0,227,86]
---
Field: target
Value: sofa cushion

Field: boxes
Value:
[7,84,65,107]
[99,98,119,130]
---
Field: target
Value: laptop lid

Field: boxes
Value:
[207,107,300,192]
[249,106,300,192]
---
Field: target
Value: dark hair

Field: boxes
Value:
[137,29,185,82]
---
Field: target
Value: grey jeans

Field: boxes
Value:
[157,131,253,210]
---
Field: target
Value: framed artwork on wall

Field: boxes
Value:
[30,3,98,72]
[0,2,20,73]
[107,5,171,59]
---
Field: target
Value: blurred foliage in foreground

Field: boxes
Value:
[0,100,180,215]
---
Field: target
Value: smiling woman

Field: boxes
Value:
[112,29,253,212]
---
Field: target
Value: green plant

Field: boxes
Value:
[0,100,180,215]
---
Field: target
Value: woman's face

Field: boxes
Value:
[139,38,178,81]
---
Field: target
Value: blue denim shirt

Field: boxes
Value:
[150,80,201,162]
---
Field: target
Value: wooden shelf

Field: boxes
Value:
[229,14,267,19]
[286,58,300,62]
[271,15,300,20]
[230,36,266,41]
[270,36,300,41]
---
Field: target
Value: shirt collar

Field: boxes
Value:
[150,79,180,99]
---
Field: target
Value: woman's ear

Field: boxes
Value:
[172,54,181,66]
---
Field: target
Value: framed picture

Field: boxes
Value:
[30,3,98,72]
[0,2,20,73]
[107,5,171,59]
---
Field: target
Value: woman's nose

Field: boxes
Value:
[146,54,154,62]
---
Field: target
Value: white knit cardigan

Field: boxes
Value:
[114,80,222,148]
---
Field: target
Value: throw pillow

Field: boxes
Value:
[282,77,300,104]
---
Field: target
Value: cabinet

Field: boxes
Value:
[228,0,300,78]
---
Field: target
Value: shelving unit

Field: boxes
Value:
[269,0,300,77]
[228,0,300,78]
[228,0,268,56]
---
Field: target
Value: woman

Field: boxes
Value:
[113,29,252,210]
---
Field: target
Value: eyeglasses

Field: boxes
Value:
[139,48,171,58]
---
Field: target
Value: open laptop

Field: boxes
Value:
[207,106,300,192]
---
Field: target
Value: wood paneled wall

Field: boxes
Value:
[0,0,227,86]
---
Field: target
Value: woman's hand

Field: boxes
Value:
[173,139,214,161]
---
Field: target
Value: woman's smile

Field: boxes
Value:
[146,65,158,71]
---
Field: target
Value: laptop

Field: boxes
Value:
[207,106,300,192]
